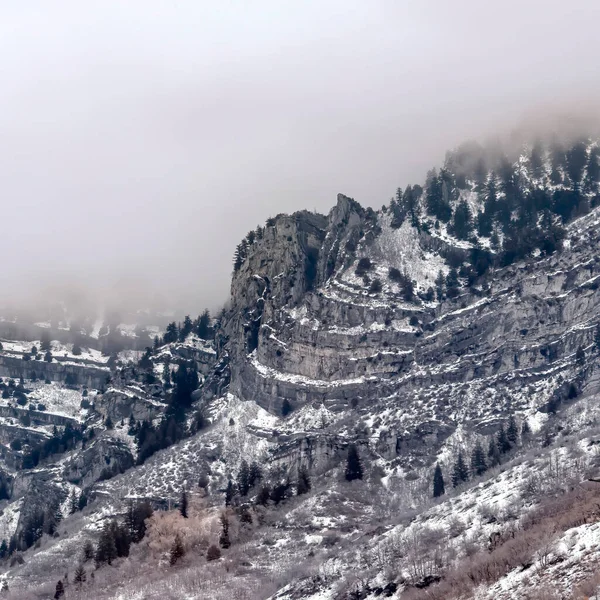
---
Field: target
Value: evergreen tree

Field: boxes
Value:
[69,489,78,514]
[297,466,311,495]
[435,269,445,301]
[233,240,248,272]
[248,462,262,489]
[196,310,211,339]
[219,513,231,549]
[256,485,271,506]
[433,464,445,498]
[576,345,586,366]
[179,316,193,341]
[445,268,460,299]
[169,534,185,566]
[344,444,363,482]
[497,425,511,454]
[521,419,531,440]
[507,415,519,446]
[163,322,179,345]
[179,489,188,518]
[95,522,117,566]
[595,323,600,353]
[225,479,236,506]
[470,441,487,476]
[54,580,65,599]
[74,564,86,585]
[124,501,153,543]
[451,199,473,240]
[82,540,95,562]
[237,460,251,496]
[40,332,51,352]
[0,539,7,559]
[451,451,469,487]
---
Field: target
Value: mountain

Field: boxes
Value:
[0,134,600,599]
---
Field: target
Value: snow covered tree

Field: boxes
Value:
[344,444,363,482]
[433,464,445,498]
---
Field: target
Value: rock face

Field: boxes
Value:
[219,193,600,466]
[0,355,109,389]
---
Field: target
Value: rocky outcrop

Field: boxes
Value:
[0,355,109,389]
[62,435,134,488]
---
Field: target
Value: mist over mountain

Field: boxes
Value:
[1,1,600,315]
[1,2,600,599]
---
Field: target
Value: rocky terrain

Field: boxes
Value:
[0,135,599,599]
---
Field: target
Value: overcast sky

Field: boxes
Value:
[0,1,599,315]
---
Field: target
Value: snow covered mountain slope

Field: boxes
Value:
[1,136,600,599]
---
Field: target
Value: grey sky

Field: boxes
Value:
[0,1,598,315]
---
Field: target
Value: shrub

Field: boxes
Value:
[369,278,383,294]
[206,544,221,561]
[355,257,373,277]
[388,267,402,282]
[37,404,46,411]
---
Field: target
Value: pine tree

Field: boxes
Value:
[344,444,363,482]
[521,419,531,440]
[507,416,519,446]
[595,323,600,353]
[0,539,7,559]
[95,522,117,566]
[179,489,188,518]
[225,479,236,506]
[40,332,51,352]
[74,564,86,585]
[576,345,586,366]
[248,462,262,488]
[82,539,95,562]
[297,466,311,495]
[237,460,250,496]
[497,425,511,454]
[256,485,271,506]
[433,464,445,498]
[169,534,185,566]
[470,441,487,476]
[54,580,65,599]
[124,501,153,543]
[451,451,469,487]
[104,415,113,430]
[69,489,78,514]
[219,513,231,549]
[196,310,211,340]
[487,436,501,467]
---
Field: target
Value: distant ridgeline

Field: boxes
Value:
[233,136,600,290]
[388,137,599,271]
